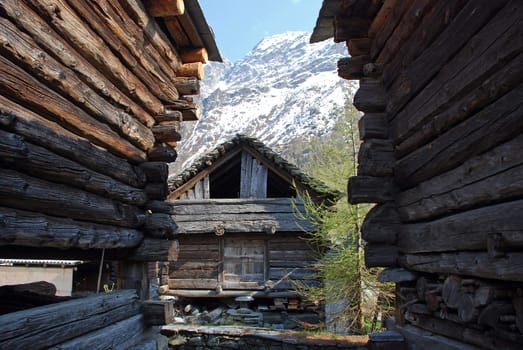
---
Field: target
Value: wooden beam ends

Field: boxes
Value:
[143,0,185,17]
[180,47,208,64]
[177,62,204,80]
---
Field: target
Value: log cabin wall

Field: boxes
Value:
[312,0,522,348]
[0,0,219,348]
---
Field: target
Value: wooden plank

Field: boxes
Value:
[353,79,386,113]
[119,0,182,73]
[26,0,164,115]
[374,0,434,65]
[398,135,523,221]
[400,252,523,282]
[348,176,397,204]
[0,206,143,249]
[361,202,399,244]
[0,0,155,127]
[142,0,184,17]
[358,113,388,140]
[0,168,143,228]
[269,268,316,280]
[168,279,218,289]
[0,54,147,162]
[141,300,175,325]
[398,200,523,254]
[386,0,507,119]
[164,198,303,215]
[127,239,179,262]
[180,48,208,64]
[393,1,523,147]
[0,17,155,151]
[365,244,399,267]
[174,219,311,234]
[48,314,145,350]
[68,0,181,103]
[395,83,523,188]
[367,0,398,38]
[0,290,140,349]
[0,129,147,205]
[357,139,394,176]
[382,0,468,89]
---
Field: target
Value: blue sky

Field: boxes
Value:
[199,0,323,62]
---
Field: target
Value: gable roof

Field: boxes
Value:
[168,134,340,201]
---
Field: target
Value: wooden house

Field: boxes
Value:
[161,135,338,307]
[0,0,220,348]
[312,0,523,349]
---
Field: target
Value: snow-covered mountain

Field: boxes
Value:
[172,31,358,174]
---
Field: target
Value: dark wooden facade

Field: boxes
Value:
[312,0,523,348]
[0,0,219,348]
[162,135,337,300]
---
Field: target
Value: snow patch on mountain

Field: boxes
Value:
[172,31,358,174]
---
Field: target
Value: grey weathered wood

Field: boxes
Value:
[144,182,169,200]
[0,0,155,127]
[164,198,305,215]
[337,55,370,80]
[48,314,145,350]
[361,202,400,244]
[148,145,178,162]
[395,83,523,188]
[0,206,143,249]
[0,168,143,228]
[386,0,507,119]
[0,97,146,188]
[127,238,179,262]
[353,79,387,113]
[393,1,523,146]
[398,134,523,222]
[398,200,523,254]
[0,54,147,162]
[0,16,154,151]
[26,0,164,114]
[396,325,483,350]
[144,213,178,238]
[365,244,399,268]
[0,129,147,205]
[401,252,523,282]
[141,300,175,325]
[139,162,169,183]
[152,124,182,143]
[357,139,394,176]
[348,176,397,204]
[378,268,417,283]
[0,289,140,349]
[359,113,389,140]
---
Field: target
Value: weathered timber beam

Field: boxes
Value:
[145,213,178,238]
[333,16,371,42]
[141,300,175,325]
[144,182,169,200]
[348,175,397,204]
[127,238,179,262]
[378,268,417,283]
[398,200,523,254]
[0,130,147,205]
[382,0,467,88]
[161,198,305,215]
[174,218,312,234]
[0,55,147,162]
[177,62,204,80]
[0,168,144,228]
[163,289,300,299]
[361,202,399,244]
[395,83,523,188]
[173,76,200,95]
[353,79,387,112]
[398,134,523,222]
[0,206,143,249]
[367,0,398,38]
[164,100,201,121]
[0,290,140,349]
[0,0,155,127]
[358,113,388,140]
[26,0,164,114]
[48,314,145,350]
[0,17,154,151]
[401,252,523,282]
[148,144,178,162]
[120,0,182,72]
[374,0,435,65]
[0,97,146,188]
[68,0,181,103]
[386,0,507,119]
[357,139,394,176]
[393,2,523,146]
[142,0,184,17]
[154,110,183,123]
[365,244,399,268]
[180,48,208,64]
[139,162,169,183]
[395,51,523,157]
[348,38,372,56]
[337,55,370,80]
[152,124,182,143]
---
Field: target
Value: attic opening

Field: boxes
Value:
[208,150,296,199]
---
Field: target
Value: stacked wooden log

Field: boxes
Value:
[315,0,523,347]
